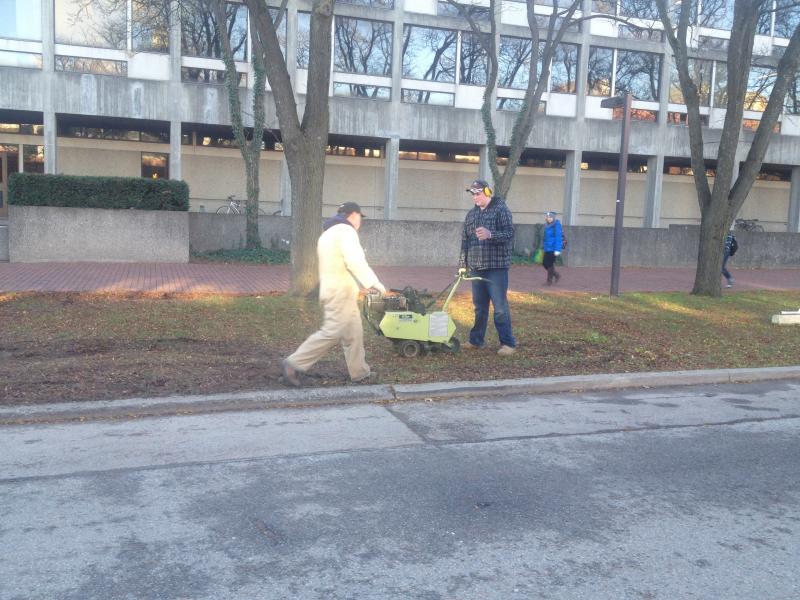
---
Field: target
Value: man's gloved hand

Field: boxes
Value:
[554,251,561,256]
[458,267,467,275]
[373,282,387,295]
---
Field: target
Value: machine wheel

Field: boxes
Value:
[397,339,422,358]
[442,337,460,353]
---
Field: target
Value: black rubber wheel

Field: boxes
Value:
[398,340,421,358]
[443,337,460,353]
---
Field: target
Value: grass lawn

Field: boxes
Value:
[2,290,799,405]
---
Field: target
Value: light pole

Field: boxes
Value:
[600,93,632,297]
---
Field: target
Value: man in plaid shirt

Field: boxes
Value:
[459,179,517,356]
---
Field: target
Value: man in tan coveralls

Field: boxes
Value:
[282,202,386,386]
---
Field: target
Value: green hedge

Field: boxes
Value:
[8,173,189,211]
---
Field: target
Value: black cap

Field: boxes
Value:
[466,179,492,194]
[337,202,365,217]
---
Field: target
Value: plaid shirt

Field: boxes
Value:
[459,197,514,271]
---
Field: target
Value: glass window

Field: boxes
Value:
[699,0,734,30]
[181,67,247,86]
[550,43,578,94]
[534,15,580,33]
[55,0,127,49]
[698,36,729,51]
[401,89,455,106]
[785,75,800,114]
[498,36,532,90]
[0,50,42,69]
[592,0,616,14]
[669,58,712,106]
[745,66,775,112]
[22,145,44,173]
[132,0,170,53]
[267,8,288,58]
[587,46,613,96]
[297,12,310,69]
[437,2,490,20]
[332,82,391,100]
[402,25,457,83]
[667,112,710,126]
[757,4,772,35]
[618,25,664,41]
[141,153,169,179]
[334,17,392,76]
[0,0,42,40]
[338,0,393,7]
[460,32,488,86]
[0,123,44,135]
[615,50,661,102]
[497,98,546,112]
[182,1,247,61]
[619,0,659,19]
[55,56,128,76]
[714,61,727,107]
[775,0,800,38]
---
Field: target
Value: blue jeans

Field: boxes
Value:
[469,268,516,348]
[721,251,732,282]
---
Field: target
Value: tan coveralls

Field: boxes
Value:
[286,222,384,381]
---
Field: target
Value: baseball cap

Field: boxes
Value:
[545,211,558,217]
[337,202,366,217]
[466,179,491,194]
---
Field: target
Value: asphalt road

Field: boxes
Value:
[2,380,799,600]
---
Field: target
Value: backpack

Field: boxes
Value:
[729,235,738,256]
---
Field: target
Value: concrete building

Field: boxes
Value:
[2,0,800,233]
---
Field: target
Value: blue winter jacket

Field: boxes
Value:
[542,219,563,252]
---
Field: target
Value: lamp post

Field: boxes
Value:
[600,93,632,297]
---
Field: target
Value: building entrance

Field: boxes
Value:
[0,153,8,218]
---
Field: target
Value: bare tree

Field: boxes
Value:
[449,0,583,199]
[655,0,800,296]
[245,0,334,295]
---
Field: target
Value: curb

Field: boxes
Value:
[2,365,800,425]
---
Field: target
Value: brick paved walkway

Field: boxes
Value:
[1,262,799,294]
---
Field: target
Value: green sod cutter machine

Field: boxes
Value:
[362,269,484,357]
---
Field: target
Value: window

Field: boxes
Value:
[714,61,727,107]
[667,112,709,127]
[181,67,247,86]
[59,125,169,142]
[267,8,288,58]
[745,66,775,112]
[613,107,658,121]
[698,36,728,51]
[55,56,128,76]
[0,50,42,69]
[669,59,712,106]
[618,25,664,42]
[132,0,170,53]
[498,36,532,90]
[338,0,393,7]
[182,1,247,61]
[699,0,734,30]
[402,25,457,83]
[23,145,44,173]
[741,118,781,133]
[775,0,800,38]
[785,75,800,114]
[334,17,392,76]
[587,47,613,96]
[615,50,661,102]
[401,89,455,106]
[332,82,391,100]
[0,0,42,40]
[592,0,616,14]
[297,12,310,69]
[534,15,580,33]
[0,123,44,135]
[55,0,127,49]
[437,2,490,20]
[550,44,578,94]
[619,0,659,19]
[141,153,168,179]
[460,32,488,86]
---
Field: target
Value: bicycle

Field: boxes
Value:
[216,195,267,215]
[734,218,765,232]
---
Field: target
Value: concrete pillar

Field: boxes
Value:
[643,155,665,228]
[562,151,582,225]
[42,0,57,174]
[280,157,292,216]
[168,0,182,181]
[789,166,800,232]
[384,137,400,220]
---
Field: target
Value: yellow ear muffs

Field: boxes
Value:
[484,186,492,197]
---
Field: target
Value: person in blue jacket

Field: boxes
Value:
[541,211,563,285]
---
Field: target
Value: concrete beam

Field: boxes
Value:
[643,155,665,229]
[384,137,400,220]
[789,166,800,233]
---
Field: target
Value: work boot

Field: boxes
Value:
[553,270,561,284]
[281,359,301,387]
[546,268,554,285]
[497,345,516,356]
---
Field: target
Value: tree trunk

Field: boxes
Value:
[693,201,729,296]
[286,139,325,295]
[244,156,260,249]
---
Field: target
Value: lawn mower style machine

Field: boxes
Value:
[362,269,484,357]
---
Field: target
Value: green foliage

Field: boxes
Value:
[192,247,290,264]
[8,173,189,211]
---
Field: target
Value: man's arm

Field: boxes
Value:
[340,228,385,293]
[487,204,514,243]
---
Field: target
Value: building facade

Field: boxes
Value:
[1,0,800,232]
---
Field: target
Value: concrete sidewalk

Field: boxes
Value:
[1,262,799,294]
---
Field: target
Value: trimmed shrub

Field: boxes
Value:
[8,173,189,211]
